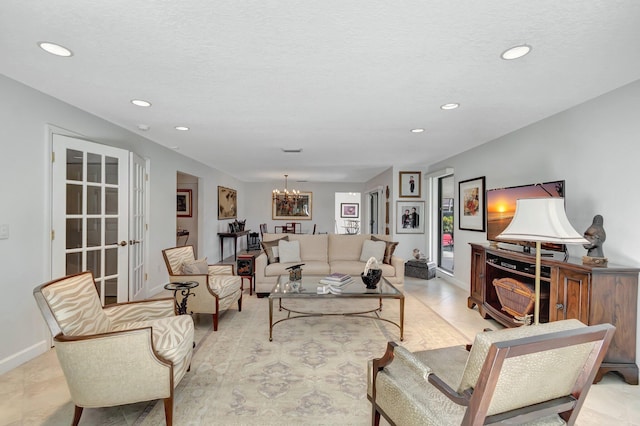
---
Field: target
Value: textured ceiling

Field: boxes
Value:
[2,1,640,183]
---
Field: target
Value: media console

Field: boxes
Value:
[468,243,639,384]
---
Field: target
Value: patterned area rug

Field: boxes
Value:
[140,289,469,425]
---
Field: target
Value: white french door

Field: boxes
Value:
[52,134,129,305]
[129,152,148,300]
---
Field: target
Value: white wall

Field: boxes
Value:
[428,78,640,360]
[0,75,244,374]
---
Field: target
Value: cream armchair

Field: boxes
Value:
[162,245,242,331]
[33,271,194,426]
[369,319,615,426]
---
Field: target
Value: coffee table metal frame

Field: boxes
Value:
[268,275,404,341]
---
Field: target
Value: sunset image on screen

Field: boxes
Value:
[486,181,564,241]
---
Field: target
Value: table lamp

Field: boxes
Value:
[496,198,588,325]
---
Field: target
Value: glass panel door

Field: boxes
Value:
[52,134,129,305]
[368,191,379,234]
[439,175,455,273]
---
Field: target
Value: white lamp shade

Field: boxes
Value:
[497,198,589,244]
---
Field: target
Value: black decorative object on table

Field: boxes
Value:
[164,281,199,315]
[286,263,305,281]
[582,214,608,266]
[361,269,382,289]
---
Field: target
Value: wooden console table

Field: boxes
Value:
[217,230,250,262]
[468,243,639,384]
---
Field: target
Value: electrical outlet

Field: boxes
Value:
[0,224,9,240]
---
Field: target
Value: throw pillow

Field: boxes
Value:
[359,239,386,263]
[278,239,302,263]
[372,235,399,265]
[182,258,209,274]
[261,236,289,264]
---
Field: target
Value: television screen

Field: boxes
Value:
[486,180,565,251]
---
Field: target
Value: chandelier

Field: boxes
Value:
[272,174,300,201]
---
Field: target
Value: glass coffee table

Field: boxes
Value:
[268,274,404,341]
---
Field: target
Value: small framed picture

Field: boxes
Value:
[177,189,192,217]
[397,201,425,234]
[399,171,421,198]
[340,203,359,218]
[458,176,486,232]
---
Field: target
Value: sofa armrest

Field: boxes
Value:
[255,253,268,281]
[391,256,405,281]
[104,298,174,325]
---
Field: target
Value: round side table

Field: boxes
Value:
[164,281,199,315]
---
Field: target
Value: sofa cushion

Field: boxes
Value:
[261,236,289,264]
[287,234,329,262]
[360,239,386,263]
[279,240,302,263]
[329,234,370,262]
[182,257,208,274]
[372,235,399,265]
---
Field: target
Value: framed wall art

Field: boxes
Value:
[272,192,313,220]
[340,203,359,218]
[396,201,425,234]
[218,186,237,220]
[458,176,486,232]
[399,171,421,198]
[177,189,192,217]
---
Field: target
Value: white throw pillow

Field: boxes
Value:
[182,257,209,274]
[278,239,302,263]
[360,240,386,263]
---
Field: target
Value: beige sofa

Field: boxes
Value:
[255,233,404,295]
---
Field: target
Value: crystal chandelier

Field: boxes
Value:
[272,174,300,201]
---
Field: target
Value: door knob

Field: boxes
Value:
[119,240,128,246]
[556,303,564,310]
[129,240,140,245]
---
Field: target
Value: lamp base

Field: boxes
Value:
[583,256,608,267]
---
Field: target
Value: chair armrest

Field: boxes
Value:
[104,298,174,325]
[54,328,173,407]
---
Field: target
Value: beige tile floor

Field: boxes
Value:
[1,276,638,425]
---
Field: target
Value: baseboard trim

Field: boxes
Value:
[0,340,50,375]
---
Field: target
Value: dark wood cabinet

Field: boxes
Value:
[469,243,639,384]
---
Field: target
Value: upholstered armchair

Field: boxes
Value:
[162,245,242,331]
[33,271,194,426]
[369,319,615,426]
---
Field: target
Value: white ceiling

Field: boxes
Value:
[2,1,640,183]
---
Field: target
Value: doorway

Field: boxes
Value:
[177,172,199,255]
[438,175,455,273]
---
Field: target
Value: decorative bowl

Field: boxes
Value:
[361,269,382,289]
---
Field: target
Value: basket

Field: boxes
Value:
[492,278,535,319]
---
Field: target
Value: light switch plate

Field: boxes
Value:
[0,224,9,239]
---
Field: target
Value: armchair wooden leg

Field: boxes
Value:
[72,405,83,426]
[163,396,173,426]
[213,313,219,331]
[238,295,242,312]
[372,405,381,426]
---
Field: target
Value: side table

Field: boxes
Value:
[237,254,256,296]
[164,281,199,315]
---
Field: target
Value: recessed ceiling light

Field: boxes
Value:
[281,148,303,153]
[440,103,460,110]
[175,126,189,131]
[171,146,180,150]
[131,99,151,107]
[38,42,73,57]
[501,44,531,60]
[137,124,150,131]
[411,128,425,133]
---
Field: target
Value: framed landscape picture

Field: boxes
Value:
[399,171,421,198]
[272,192,313,220]
[218,186,237,219]
[458,176,485,231]
[177,189,192,217]
[340,203,359,218]
[396,201,425,234]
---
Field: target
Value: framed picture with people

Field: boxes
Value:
[396,201,425,234]
[399,171,421,198]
